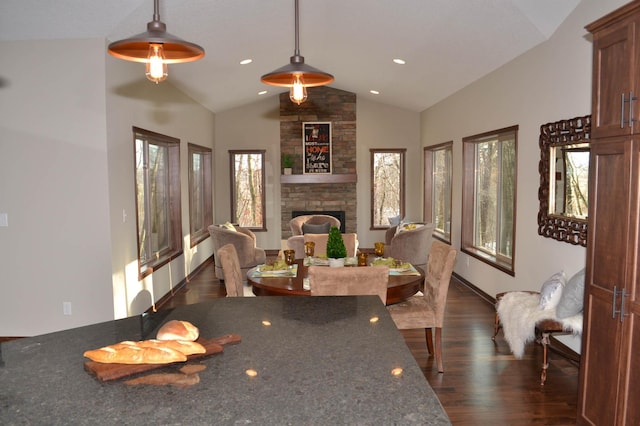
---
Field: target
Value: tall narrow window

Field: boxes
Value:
[371,149,406,229]
[424,142,452,243]
[134,127,182,278]
[188,143,213,247]
[229,150,266,231]
[462,126,517,275]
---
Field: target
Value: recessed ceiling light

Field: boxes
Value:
[393,58,406,65]
[240,59,253,65]
[370,90,380,95]
[258,90,268,95]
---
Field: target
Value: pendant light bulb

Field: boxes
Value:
[146,43,168,83]
[289,75,308,105]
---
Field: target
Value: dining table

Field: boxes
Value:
[248,258,424,305]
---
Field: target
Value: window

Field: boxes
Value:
[134,127,183,278]
[188,143,213,247]
[424,142,452,243]
[371,149,405,229]
[229,150,266,230]
[462,126,517,275]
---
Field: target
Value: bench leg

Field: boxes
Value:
[538,331,551,386]
[492,312,501,340]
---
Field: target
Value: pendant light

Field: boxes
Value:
[108,0,205,84]
[261,0,334,104]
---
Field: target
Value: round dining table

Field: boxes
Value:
[248,259,424,305]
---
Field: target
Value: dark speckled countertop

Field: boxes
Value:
[0,296,450,425]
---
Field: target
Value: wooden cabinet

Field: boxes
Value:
[580,2,640,425]
[589,5,640,138]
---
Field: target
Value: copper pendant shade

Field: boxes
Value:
[261,0,333,93]
[108,0,204,64]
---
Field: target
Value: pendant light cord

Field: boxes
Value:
[153,0,160,22]
[294,0,300,57]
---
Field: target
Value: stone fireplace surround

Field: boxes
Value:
[280,87,357,239]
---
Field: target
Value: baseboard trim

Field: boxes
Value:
[149,256,215,313]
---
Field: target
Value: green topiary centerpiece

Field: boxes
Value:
[326,226,347,259]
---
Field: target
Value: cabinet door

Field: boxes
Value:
[578,138,637,425]
[591,16,640,138]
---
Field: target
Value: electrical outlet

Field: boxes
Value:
[63,302,72,315]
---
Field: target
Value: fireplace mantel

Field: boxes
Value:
[280,174,357,184]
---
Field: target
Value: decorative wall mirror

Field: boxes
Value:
[538,115,591,246]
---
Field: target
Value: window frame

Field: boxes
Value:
[229,149,267,231]
[424,142,453,243]
[370,149,406,230]
[133,127,183,280]
[461,126,518,275]
[188,143,213,248]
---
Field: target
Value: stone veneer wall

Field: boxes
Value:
[280,86,357,238]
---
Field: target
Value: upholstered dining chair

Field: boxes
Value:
[387,240,457,373]
[217,244,255,297]
[307,265,389,304]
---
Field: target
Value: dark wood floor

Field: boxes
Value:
[158,260,579,425]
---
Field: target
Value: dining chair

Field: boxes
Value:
[386,240,457,372]
[217,244,255,297]
[307,265,389,304]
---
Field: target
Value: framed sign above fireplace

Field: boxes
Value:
[303,122,332,174]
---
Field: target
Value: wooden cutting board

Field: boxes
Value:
[84,334,241,382]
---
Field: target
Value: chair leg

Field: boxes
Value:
[425,328,434,355]
[435,327,443,373]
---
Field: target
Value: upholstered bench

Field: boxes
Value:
[493,291,569,385]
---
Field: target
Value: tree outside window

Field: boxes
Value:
[229,150,266,230]
[188,143,213,247]
[371,149,405,229]
[134,127,182,278]
[424,142,452,243]
[462,126,517,275]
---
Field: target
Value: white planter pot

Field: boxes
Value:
[328,258,345,268]
[283,168,292,175]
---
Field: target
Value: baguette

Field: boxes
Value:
[84,343,187,365]
[156,320,199,341]
[136,339,206,356]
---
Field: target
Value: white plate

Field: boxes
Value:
[258,267,292,274]
[390,267,412,273]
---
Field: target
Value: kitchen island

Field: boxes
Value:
[0,296,450,425]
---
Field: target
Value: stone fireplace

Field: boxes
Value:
[279,87,357,238]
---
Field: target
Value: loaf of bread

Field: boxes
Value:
[136,339,206,356]
[156,320,199,341]
[84,343,187,365]
[83,338,206,364]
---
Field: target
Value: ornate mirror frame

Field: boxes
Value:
[538,114,591,246]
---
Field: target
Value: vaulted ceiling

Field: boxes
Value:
[0,0,581,113]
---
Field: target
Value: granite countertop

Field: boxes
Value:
[0,296,450,425]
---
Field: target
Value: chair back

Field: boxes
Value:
[308,265,389,304]
[423,240,457,327]
[217,244,244,297]
[303,233,358,257]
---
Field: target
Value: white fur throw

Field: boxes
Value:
[497,292,583,359]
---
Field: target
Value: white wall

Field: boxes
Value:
[0,39,113,336]
[105,53,216,319]
[420,0,629,352]
[0,38,216,336]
